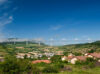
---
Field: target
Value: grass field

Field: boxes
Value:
[59,67,100,74]
[44,67,100,74]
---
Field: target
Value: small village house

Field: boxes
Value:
[68,56,87,64]
[56,51,64,55]
[16,53,26,59]
[61,56,67,61]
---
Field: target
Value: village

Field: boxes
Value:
[15,48,100,65]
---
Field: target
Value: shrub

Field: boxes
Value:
[0,55,41,74]
[86,58,95,62]
[75,60,82,65]
[88,49,95,53]
[55,63,64,69]
[51,55,62,63]
[0,55,20,74]
[42,66,59,73]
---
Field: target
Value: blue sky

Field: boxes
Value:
[0,0,100,44]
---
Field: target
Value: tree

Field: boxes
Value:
[51,55,62,63]
[0,55,20,74]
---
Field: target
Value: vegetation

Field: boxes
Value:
[0,41,100,73]
[59,41,100,54]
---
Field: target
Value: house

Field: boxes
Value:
[61,56,67,61]
[56,51,64,55]
[48,57,51,60]
[43,48,49,52]
[67,55,75,63]
[70,58,77,64]
[32,60,51,64]
[68,53,74,57]
[28,52,39,58]
[89,53,100,59]
[16,53,26,59]
[85,53,100,59]
[84,53,93,58]
[85,52,100,62]
[26,54,31,58]
[16,47,24,49]
[38,54,43,58]
[67,56,87,64]
[44,53,54,57]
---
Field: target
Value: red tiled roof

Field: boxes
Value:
[67,56,74,60]
[67,56,87,61]
[32,60,51,64]
[90,53,100,58]
[75,56,87,61]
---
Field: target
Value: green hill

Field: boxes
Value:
[59,41,100,54]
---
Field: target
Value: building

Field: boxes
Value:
[61,56,67,61]
[16,47,24,49]
[16,53,25,59]
[44,52,54,57]
[32,60,51,64]
[67,56,87,64]
[56,51,64,55]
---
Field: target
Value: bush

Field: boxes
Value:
[0,55,20,74]
[55,63,64,69]
[74,52,82,56]
[51,55,62,63]
[86,58,95,62]
[75,60,82,65]
[42,66,59,73]
[88,49,95,53]
[0,55,41,74]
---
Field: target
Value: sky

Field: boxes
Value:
[0,0,100,44]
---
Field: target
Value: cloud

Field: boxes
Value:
[51,25,62,31]
[0,0,15,39]
[0,15,13,27]
[0,0,7,5]
[74,38,79,41]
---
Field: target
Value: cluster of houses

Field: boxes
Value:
[61,53,100,64]
[16,52,55,59]
[16,50,64,59]
[15,47,100,65]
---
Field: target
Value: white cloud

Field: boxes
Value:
[74,38,79,41]
[0,0,14,40]
[0,0,7,4]
[0,15,13,27]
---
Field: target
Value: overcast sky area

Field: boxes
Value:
[0,0,100,45]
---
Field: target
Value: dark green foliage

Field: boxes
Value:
[75,58,96,68]
[42,66,59,73]
[73,52,82,56]
[88,49,96,53]
[51,55,62,63]
[55,63,64,69]
[0,55,41,74]
[63,51,69,56]
[75,60,82,65]
[86,58,95,62]
[0,55,20,74]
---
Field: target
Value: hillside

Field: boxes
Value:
[58,41,100,54]
[1,41,100,56]
[0,41,48,56]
